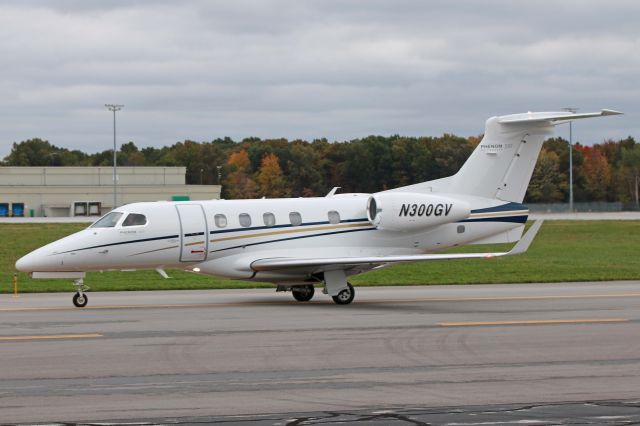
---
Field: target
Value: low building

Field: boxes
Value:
[0,166,221,217]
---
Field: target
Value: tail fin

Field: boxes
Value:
[391,109,622,203]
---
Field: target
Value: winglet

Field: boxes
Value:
[507,220,543,256]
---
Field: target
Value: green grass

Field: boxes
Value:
[1,221,639,293]
[353,221,640,285]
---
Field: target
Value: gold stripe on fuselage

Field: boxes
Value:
[211,222,371,244]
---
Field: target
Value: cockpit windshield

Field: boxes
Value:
[122,213,147,227]
[90,212,123,228]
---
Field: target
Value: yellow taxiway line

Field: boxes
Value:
[439,318,629,327]
[0,333,103,341]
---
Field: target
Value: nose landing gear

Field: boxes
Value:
[72,278,90,308]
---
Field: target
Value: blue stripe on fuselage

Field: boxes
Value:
[470,202,528,214]
[459,215,528,224]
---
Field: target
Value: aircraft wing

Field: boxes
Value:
[251,220,543,272]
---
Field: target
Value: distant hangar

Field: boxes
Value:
[0,166,221,217]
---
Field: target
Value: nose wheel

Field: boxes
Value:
[72,278,90,308]
[73,292,88,308]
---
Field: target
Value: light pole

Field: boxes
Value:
[105,104,124,209]
[562,107,578,212]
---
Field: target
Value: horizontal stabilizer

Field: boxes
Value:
[251,220,543,272]
[498,109,622,125]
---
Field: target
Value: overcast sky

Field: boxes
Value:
[0,0,637,157]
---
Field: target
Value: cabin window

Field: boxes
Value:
[289,212,302,226]
[214,214,227,228]
[263,212,276,227]
[122,213,147,227]
[90,212,123,228]
[239,213,252,227]
[328,210,340,224]
[457,225,465,234]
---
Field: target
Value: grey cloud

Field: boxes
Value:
[0,0,637,157]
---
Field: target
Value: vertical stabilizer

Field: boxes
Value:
[448,115,552,202]
[390,110,622,203]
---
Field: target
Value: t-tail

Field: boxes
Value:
[392,109,623,202]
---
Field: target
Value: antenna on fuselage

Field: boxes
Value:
[326,187,341,197]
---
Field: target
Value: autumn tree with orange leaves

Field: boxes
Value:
[225,149,258,199]
[580,147,612,201]
[257,153,290,198]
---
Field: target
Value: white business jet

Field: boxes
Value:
[16,109,621,307]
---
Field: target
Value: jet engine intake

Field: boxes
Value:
[367,192,470,232]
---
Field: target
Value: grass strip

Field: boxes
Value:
[0,221,638,293]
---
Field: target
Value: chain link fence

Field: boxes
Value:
[527,202,640,212]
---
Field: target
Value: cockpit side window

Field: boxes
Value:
[90,212,123,228]
[122,213,147,227]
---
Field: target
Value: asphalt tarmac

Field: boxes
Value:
[1,282,640,424]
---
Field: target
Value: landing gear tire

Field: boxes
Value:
[292,285,315,302]
[332,283,355,305]
[72,278,89,308]
[73,292,88,308]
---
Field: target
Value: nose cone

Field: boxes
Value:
[15,254,28,272]
[15,244,66,273]
[16,250,44,272]
[15,228,94,273]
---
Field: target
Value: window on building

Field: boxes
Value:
[90,212,123,228]
[122,213,147,227]
[328,210,340,224]
[289,212,302,226]
[214,214,227,228]
[239,213,252,227]
[263,212,276,226]
[74,203,87,216]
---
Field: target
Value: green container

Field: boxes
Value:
[171,195,190,201]
[30,209,34,217]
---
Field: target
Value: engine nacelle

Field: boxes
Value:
[367,192,471,232]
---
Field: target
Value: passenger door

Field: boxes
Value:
[175,204,208,262]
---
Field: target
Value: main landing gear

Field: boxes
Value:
[291,284,315,302]
[331,283,355,305]
[72,278,89,308]
[288,282,355,305]
[324,269,355,305]
[287,269,356,305]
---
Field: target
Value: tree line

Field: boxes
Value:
[2,134,639,206]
